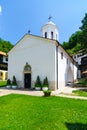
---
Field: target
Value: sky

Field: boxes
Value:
[0,0,87,45]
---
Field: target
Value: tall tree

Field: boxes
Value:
[80,13,87,48]
[62,13,87,55]
[0,38,13,53]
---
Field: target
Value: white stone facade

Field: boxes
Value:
[8,21,77,90]
[41,21,59,41]
[8,35,57,89]
[8,34,77,90]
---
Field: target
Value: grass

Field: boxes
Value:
[76,78,87,87]
[0,80,7,87]
[0,94,87,130]
[73,89,87,97]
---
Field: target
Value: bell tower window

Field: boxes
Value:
[45,32,47,38]
[51,32,53,39]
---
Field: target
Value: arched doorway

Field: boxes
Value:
[24,63,31,89]
[67,67,73,85]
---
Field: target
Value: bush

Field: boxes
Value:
[7,79,11,85]
[35,76,42,88]
[43,77,49,88]
[43,90,51,97]
[12,76,17,85]
[77,78,87,86]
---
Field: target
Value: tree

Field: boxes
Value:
[80,13,87,30]
[62,31,83,55]
[79,13,87,48]
[0,38,13,53]
[62,13,87,55]
[62,42,69,49]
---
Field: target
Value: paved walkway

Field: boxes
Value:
[0,88,44,97]
[0,87,87,100]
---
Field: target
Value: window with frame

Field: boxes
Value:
[67,58,68,64]
[5,57,8,62]
[74,56,76,59]
[0,55,3,62]
[45,32,47,38]
[51,32,53,39]
[61,52,63,59]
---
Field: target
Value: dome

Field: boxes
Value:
[45,21,56,26]
[41,21,59,41]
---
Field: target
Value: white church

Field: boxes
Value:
[8,20,77,90]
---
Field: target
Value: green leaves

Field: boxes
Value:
[62,13,87,55]
[0,38,13,53]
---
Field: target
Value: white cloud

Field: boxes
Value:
[0,5,2,14]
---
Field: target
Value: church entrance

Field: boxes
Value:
[24,63,31,89]
[24,73,31,88]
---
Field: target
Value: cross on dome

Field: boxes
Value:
[28,30,31,34]
[48,16,52,21]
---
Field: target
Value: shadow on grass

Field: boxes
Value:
[65,123,87,130]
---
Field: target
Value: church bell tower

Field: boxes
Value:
[41,17,59,41]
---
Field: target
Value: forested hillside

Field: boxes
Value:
[62,13,87,56]
[0,38,13,53]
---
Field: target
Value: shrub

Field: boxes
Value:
[35,76,42,88]
[43,77,49,87]
[77,78,87,86]
[7,79,11,85]
[12,75,17,85]
[43,90,51,97]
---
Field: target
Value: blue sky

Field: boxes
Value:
[0,0,87,45]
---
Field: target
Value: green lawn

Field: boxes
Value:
[73,89,87,97]
[0,80,7,87]
[0,94,87,130]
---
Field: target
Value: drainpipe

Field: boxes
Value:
[73,60,75,87]
[56,44,59,89]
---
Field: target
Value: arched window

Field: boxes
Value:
[45,32,47,38]
[51,32,53,39]
[61,52,63,59]
[24,63,31,73]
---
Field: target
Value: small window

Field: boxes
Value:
[74,56,76,59]
[56,34,57,40]
[67,58,68,64]
[45,32,47,38]
[51,32,53,39]
[6,57,8,61]
[0,55,3,62]
[61,52,63,59]
[77,55,79,58]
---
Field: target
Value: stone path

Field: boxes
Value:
[0,88,44,97]
[0,87,87,100]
